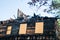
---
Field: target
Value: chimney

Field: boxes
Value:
[17,9,19,18]
[17,9,23,18]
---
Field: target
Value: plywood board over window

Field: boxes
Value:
[19,24,27,34]
[6,26,12,35]
[35,22,44,34]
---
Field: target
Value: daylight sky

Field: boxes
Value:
[0,0,20,21]
[0,0,57,21]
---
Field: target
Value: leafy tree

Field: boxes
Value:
[52,0,60,27]
[27,0,60,17]
[52,0,60,16]
[27,0,52,12]
[27,0,60,16]
[57,19,60,27]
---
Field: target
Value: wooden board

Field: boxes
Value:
[19,24,27,34]
[35,22,43,34]
[6,26,12,35]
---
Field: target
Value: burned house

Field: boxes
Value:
[0,9,59,40]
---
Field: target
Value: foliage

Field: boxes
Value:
[27,0,60,16]
[27,0,52,12]
[57,19,60,27]
[53,0,60,27]
[27,0,59,17]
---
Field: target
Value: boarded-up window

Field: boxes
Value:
[35,22,43,34]
[19,24,27,34]
[6,26,12,35]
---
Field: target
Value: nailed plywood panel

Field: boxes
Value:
[19,24,27,34]
[6,26,12,35]
[35,22,43,34]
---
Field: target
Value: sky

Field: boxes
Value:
[0,0,21,21]
[0,0,57,21]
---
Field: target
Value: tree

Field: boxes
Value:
[28,0,51,11]
[52,0,60,8]
[27,0,60,17]
[52,0,60,28]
